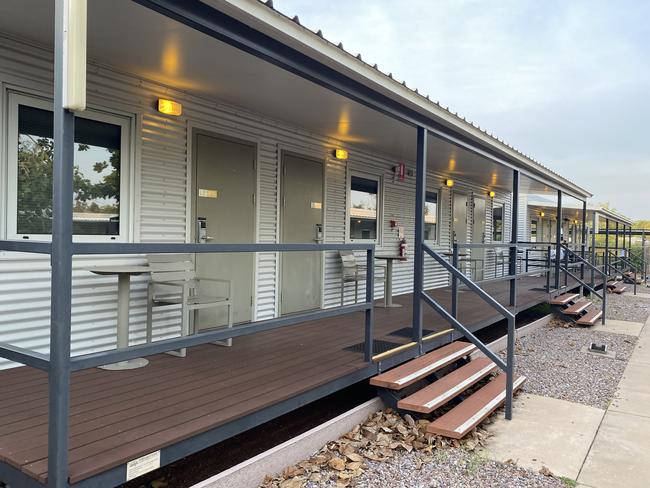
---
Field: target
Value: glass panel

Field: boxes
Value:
[424,191,437,241]
[17,105,121,236]
[349,176,377,240]
[492,204,503,242]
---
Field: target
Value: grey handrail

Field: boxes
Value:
[423,244,515,420]
[607,250,639,295]
[561,245,608,323]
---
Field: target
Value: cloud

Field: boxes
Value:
[275,0,650,219]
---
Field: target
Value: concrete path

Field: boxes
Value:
[482,312,650,487]
[577,315,650,488]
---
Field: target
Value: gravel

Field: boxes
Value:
[308,449,566,488]
[590,292,650,322]
[510,320,636,408]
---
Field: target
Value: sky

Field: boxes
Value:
[275,0,650,220]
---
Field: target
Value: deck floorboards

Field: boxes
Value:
[0,274,567,484]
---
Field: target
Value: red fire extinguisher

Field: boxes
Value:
[399,237,408,258]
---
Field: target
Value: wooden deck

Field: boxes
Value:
[0,274,566,485]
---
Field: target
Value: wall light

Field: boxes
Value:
[539,211,545,217]
[488,190,496,198]
[445,179,454,188]
[157,98,182,116]
[333,148,349,160]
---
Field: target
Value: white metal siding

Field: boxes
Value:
[0,35,514,369]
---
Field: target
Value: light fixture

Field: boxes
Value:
[488,190,496,198]
[157,98,182,116]
[445,179,454,188]
[540,211,545,217]
[574,219,579,224]
[333,148,348,160]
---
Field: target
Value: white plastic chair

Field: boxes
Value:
[145,254,233,357]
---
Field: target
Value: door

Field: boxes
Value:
[472,196,486,281]
[280,152,323,315]
[452,193,468,273]
[193,130,256,327]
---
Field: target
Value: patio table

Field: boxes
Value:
[375,255,407,308]
[88,265,151,370]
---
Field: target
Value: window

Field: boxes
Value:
[349,175,380,241]
[492,203,504,242]
[7,94,130,240]
[424,191,438,242]
[530,219,538,242]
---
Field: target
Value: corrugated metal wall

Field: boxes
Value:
[0,35,511,368]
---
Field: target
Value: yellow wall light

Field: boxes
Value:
[488,190,496,198]
[333,148,349,160]
[539,211,545,217]
[445,179,454,188]
[157,98,182,116]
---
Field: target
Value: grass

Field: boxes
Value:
[559,476,578,487]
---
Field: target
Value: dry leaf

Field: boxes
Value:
[328,457,346,471]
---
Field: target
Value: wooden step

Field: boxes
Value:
[427,374,527,439]
[397,357,497,413]
[611,285,626,294]
[550,293,580,305]
[576,307,602,326]
[370,341,476,390]
[563,300,592,316]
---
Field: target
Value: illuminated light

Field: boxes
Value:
[445,179,454,188]
[488,190,496,198]
[157,98,182,116]
[449,158,457,171]
[333,148,349,160]
[540,211,545,217]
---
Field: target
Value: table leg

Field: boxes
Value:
[378,260,401,308]
[99,274,149,370]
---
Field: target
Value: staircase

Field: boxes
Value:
[370,341,526,439]
[607,279,627,294]
[550,292,603,325]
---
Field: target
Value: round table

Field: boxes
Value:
[89,266,151,370]
[375,255,407,308]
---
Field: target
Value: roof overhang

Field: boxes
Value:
[202,0,592,200]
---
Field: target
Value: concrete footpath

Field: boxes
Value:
[577,314,650,488]
[481,313,650,488]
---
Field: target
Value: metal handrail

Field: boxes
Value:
[560,245,607,325]
[607,250,640,295]
[423,243,515,420]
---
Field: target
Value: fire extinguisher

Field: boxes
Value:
[399,237,408,258]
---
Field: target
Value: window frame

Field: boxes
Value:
[424,188,440,244]
[346,170,382,244]
[492,201,505,243]
[6,92,132,242]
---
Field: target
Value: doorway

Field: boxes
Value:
[280,152,324,315]
[472,196,487,281]
[192,130,256,327]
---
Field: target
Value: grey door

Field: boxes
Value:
[472,196,486,281]
[280,152,323,315]
[452,193,468,274]
[193,131,256,326]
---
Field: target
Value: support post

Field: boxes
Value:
[605,219,610,277]
[591,212,597,288]
[509,170,519,308]
[581,200,587,282]
[615,222,619,258]
[49,1,75,485]
[412,126,427,353]
[364,247,375,362]
[451,243,459,318]
[554,190,562,291]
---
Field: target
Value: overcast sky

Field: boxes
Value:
[275,0,650,220]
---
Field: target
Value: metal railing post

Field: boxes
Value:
[364,247,375,362]
[546,246,551,292]
[505,313,515,420]
[555,190,562,291]
[412,126,427,352]
[452,243,459,318]
[564,247,569,288]
[509,170,519,307]
[49,1,75,485]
